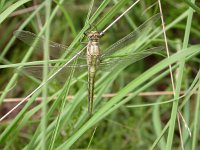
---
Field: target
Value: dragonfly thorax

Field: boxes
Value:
[87,31,100,57]
[87,31,101,42]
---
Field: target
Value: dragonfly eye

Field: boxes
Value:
[87,31,101,40]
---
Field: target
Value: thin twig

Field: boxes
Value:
[158,1,186,149]
[34,0,43,30]
[100,0,141,36]
[10,6,39,17]
[2,91,197,103]
[141,1,158,16]
[178,110,192,137]
[158,0,176,94]
[177,112,185,150]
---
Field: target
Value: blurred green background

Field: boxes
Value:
[0,0,200,149]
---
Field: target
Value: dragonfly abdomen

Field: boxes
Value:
[88,67,95,114]
[87,55,98,115]
[87,41,100,114]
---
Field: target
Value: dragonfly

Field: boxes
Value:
[13,14,163,115]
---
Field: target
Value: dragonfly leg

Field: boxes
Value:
[79,32,88,44]
[79,38,88,45]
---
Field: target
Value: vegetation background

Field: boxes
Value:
[0,0,200,149]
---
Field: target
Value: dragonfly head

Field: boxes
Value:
[87,31,101,41]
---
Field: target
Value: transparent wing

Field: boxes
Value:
[99,46,164,71]
[19,65,87,81]
[18,46,164,80]
[13,30,85,59]
[100,13,161,58]
[16,56,88,81]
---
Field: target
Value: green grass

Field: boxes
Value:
[0,0,200,149]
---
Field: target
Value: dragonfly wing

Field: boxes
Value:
[16,56,88,81]
[99,46,164,71]
[100,13,161,58]
[14,30,87,59]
